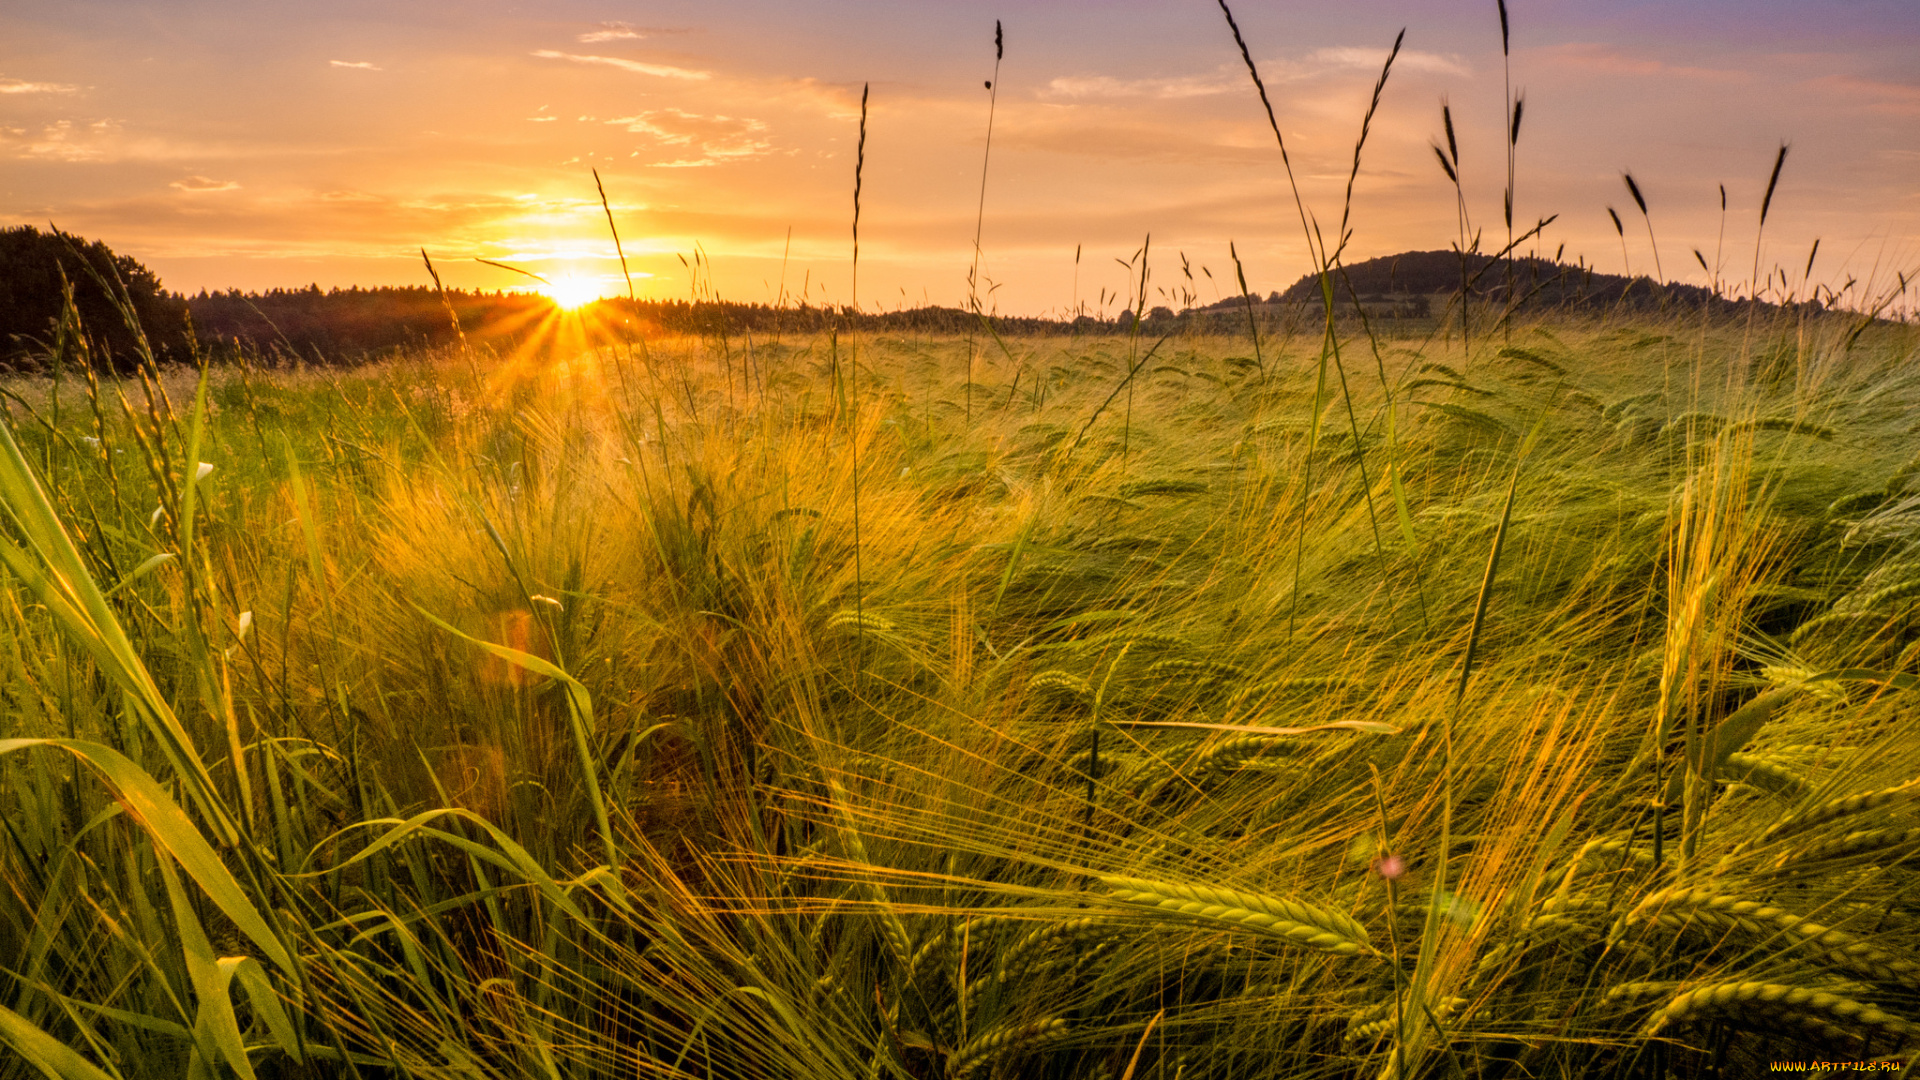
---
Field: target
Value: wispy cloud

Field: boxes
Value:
[329,60,381,71]
[780,77,868,119]
[0,76,79,95]
[1039,47,1465,102]
[2,119,115,161]
[1040,73,1235,100]
[1807,74,1920,115]
[172,175,239,192]
[579,22,642,44]
[531,50,709,81]
[1538,44,1741,83]
[608,108,770,166]
[1305,47,1468,76]
[997,114,1276,166]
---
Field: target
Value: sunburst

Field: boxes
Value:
[542,276,603,311]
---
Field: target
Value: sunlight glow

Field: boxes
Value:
[542,276,603,310]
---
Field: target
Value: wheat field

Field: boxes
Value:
[0,295,1917,1078]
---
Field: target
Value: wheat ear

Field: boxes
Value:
[1631,980,1920,1043]
[995,916,1108,985]
[1626,887,1920,988]
[1721,753,1809,798]
[1027,669,1092,698]
[948,1018,1071,1079]
[1782,826,1920,868]
[1101,876,1374,956]
[1346,997,1467,1043]
[1759,778,1920,844]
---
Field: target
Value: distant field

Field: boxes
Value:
[3,309,1920,1078]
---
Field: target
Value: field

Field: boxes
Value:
[1,300,1918,1079]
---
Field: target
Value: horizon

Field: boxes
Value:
[149,245,1801,314]
[5,0,1917,318]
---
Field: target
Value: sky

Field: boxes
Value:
[3,0,1917,317]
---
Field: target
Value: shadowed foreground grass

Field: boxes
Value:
[2,310,1920,1078]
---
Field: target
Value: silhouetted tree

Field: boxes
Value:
[0,226,192,370]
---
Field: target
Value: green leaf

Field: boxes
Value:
[413,605,619,875]
[159,857,258,1080]
[101,552,176,598]
[0,419,236,843]
[299,808,590,923]
[0,739,292,976]
[0,1003,120,1080]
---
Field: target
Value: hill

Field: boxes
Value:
[1260,249,1731,313]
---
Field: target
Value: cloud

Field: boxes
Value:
[579,22,642,43]
[1538,44,1741,83]
[780,77,868,119]
[0,76,79,95]
[1305,47,1468,76]
[606,108,771,166]
[1039,48,1465,103]
[1,119,311,165]
[2,119,114,161]
[531,51,709,81]
[1807,74,1920,115]
[329,60,381,70]
[171,175,239,192]
[1040,73,1235,100]
[996,115,1275,166]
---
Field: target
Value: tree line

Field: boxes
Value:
[0,227,1826,372]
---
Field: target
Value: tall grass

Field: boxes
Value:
[3,280,1918,1078]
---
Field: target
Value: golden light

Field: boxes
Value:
[541,276,603,311]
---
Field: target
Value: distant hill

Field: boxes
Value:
[1254,249,1729,313]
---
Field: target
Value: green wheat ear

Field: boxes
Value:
[1100,876,1374,956]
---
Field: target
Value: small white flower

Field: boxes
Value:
[81,436,101,448]
[236,611,252,640]
[195,462,214,481]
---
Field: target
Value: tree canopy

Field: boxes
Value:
[0,226,192,370]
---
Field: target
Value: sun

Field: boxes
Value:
[541,276,602,311]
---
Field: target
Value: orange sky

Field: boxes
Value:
[5,0,1917,316]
